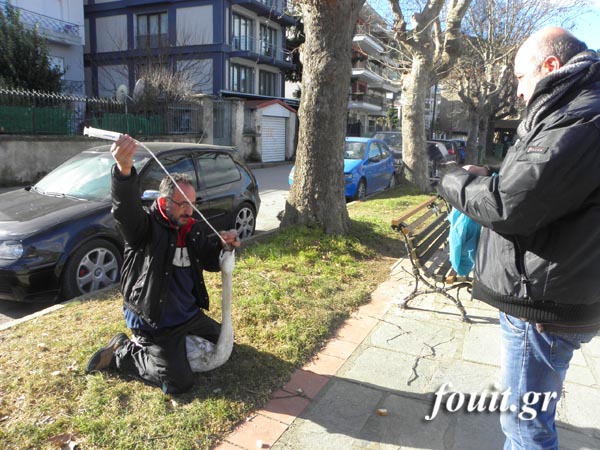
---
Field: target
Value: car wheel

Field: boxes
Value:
[354,179,367,201]
[61,239,122,300]
[233,203,256,240]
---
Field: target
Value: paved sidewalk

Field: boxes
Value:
[216,259,600,450]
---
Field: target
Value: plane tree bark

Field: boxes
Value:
[388,0,472,192]
[281,0,366,234]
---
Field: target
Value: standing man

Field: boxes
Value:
[86,135,239,394]
[437,27,600,449]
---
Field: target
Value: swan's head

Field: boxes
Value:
[219,249,235,274]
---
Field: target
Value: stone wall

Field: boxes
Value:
[0,134,204,186]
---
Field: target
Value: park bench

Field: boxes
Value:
[391,195,472,322]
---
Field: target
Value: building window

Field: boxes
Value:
[259,71,277,96]
[259,24,277,57]
[232,14,253,51]
[137,12,168,49]
[230,64,254,93]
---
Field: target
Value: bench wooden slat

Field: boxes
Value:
[423,247,450,278]
[413,214,448,249]
[391,196,438,229]
[417,226,450,267]
[404,209,437,235]
[414,220,449,262]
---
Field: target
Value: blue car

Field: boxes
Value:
[289,137,395,200]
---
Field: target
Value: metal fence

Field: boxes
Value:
[0,88,204,137]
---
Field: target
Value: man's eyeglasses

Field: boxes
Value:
[168,198,193,209]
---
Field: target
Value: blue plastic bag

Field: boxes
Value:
[448,208,481,276]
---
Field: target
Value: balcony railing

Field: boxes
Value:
[349,93,384,108]
[0,0,80,40]
[232,35,292,62]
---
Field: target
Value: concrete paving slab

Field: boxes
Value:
[450,410,505,450]
[352,393,453,450]
[336,345,438,394]
[462,321,502,366]
[272,379,384,450]
[428,359,501,394]
[554,426,600,450]
[367,315,460,359]
[557,382,600,430]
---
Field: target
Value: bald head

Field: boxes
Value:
[514,27,588,103]
[518,27,587,67]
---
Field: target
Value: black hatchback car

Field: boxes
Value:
[0,142,260,303]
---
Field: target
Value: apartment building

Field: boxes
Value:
[83,0,295,99]
[347,3,399,137]
[2,0,85,95]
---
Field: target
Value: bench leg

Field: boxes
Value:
[397,271,470,322]
[437,285,470,323]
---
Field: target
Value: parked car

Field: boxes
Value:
[452,139,467,163]
[427,140,455,179]
[288,137,395,201]
[0,143,261,303]
[430,139,460,161]
[371,131,404,179]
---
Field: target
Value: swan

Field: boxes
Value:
[186,249,235,372]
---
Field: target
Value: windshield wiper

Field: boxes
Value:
[32,186,86,201]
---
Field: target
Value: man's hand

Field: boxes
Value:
[111,135,138,177]
[220,230,241,248]
[462,165,490,176]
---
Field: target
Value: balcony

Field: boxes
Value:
[352,34,384,57]
[351,61,400,93]
[231,35,295,70]
[348,93,385,113]
[0,1,81,45]
[231,0,296,26]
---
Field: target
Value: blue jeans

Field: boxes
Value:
[499,313,596,450]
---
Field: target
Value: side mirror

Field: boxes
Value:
[141,189,160,201]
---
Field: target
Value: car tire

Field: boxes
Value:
[232,202,256,240]
[354,179,367,201]
[61,239,122,300]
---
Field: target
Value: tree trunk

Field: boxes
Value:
[281,0,365,234]
[401,54,431,192]
[465,106,480,165]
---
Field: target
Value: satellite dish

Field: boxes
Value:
[116,84,129,103]
[132,79,146,102]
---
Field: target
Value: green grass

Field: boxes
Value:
[0,185,430,450]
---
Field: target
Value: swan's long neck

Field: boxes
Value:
[209,269,234,363]
[192,250,235,371]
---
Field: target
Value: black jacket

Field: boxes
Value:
[111,166,221,328]
[438,80,600,325]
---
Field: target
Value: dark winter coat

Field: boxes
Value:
[111,166,221,328]
[438,79,600,325]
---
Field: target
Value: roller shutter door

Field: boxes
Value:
[261,116,286,162]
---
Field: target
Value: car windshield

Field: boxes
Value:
[373,133,402,146]
[344,142,366,160]
[34,151,150,201]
